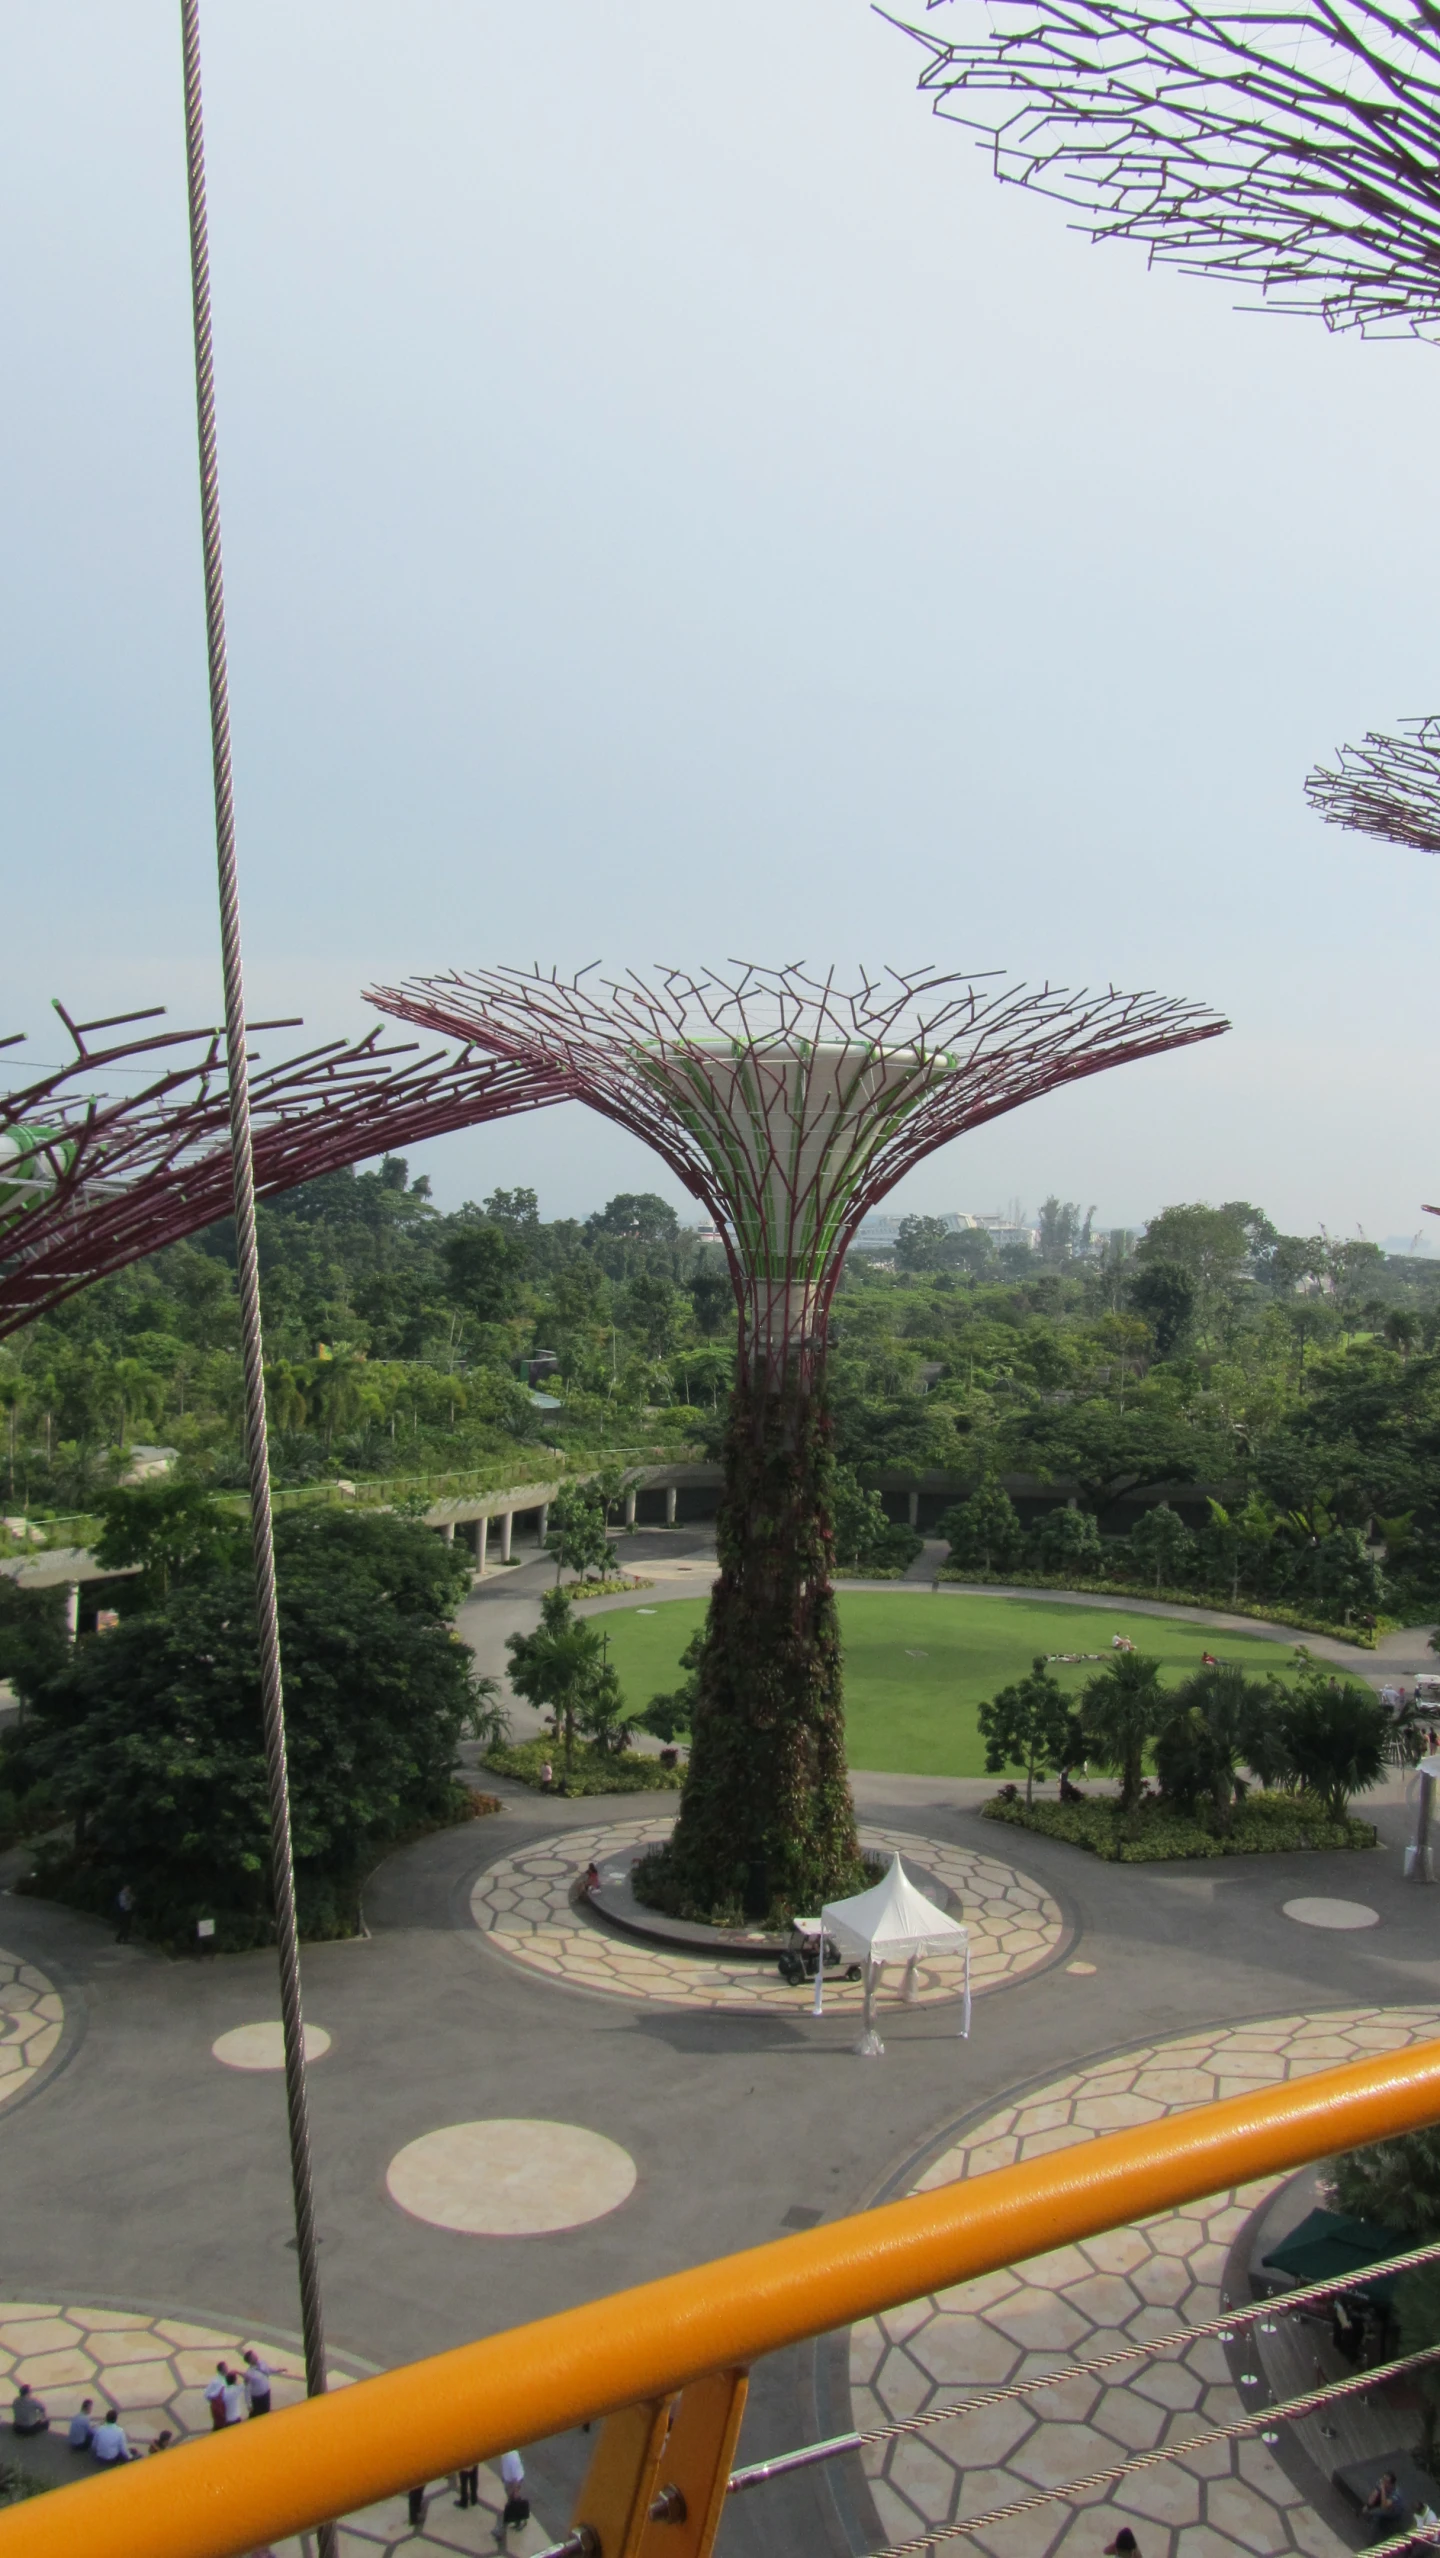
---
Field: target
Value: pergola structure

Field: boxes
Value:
[894,0,1440,338]
[0,1000,559,1340]
[374,961,1226,1918]
[1306,716,1440,855]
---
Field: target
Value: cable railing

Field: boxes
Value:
[3,2038,1440,2558]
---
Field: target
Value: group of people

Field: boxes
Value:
[406,2445,528,2542]
[203,2351,274,2427]
[8,2346,274,2472]
[11,2379,171,2465]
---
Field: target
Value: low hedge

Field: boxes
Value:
[982,1788,1377,1861]
[483,1735,684,1795]
[937,1567,1388,1646]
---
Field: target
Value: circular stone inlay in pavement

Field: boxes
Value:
[386,2119,637,2235]
[0,1947,63,2109]
[850,2004,1440,2558]
[1282,1896,1379,1930]
[470,1817,1062,2013]
[212,2021,332,2070]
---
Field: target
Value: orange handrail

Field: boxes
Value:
[3,2035,1438,2558]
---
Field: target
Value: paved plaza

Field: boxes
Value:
[0,1534,1437,2554]
[470,1815,1063,2012]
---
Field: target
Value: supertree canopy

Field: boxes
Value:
[894,0,1440,338]
[0,1000,559,1340]
[1306,716,1440,854]
[374,961,1226,1920]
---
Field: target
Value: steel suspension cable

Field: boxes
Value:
[865,2341,1440,2558]
[727,2228,1440,2489]
[177,11,335,2555]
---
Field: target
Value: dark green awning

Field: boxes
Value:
[1262,2208,1409,2305]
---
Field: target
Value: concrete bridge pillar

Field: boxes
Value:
[623,1488,637,1529]
[537,1502,550,1548]
[664,1485,677,1527]
[474,1516,488,1573]
[500,1511,513,1564]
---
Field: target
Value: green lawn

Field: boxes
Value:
[598,1591,1306,1777]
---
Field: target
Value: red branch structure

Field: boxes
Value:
[893,0,1440,337]
[373,963,1228,1384]
[1307,716,1440,854]
[0,1002,560,1340]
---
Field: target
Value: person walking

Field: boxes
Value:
[455,2456,480,2509]
[204,2364,229,2427]
[497,2449,529,2544]
[406,2483,428,2529]
[242,2349,274,2416]
[115,1883,135,1943]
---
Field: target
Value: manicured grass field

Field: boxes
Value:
[599,1591,1306,1778]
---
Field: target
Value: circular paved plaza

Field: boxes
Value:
[0,1945,63,2108]
[469,1816,1064,2011]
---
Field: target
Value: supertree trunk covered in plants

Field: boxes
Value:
[372,961,1225,1919]
[892,0,1440,339]
[0,999,561,1339]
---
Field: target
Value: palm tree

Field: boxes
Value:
[506,1586,619,1771]
[1156,1664,1277,1834]
[1080,1650,1167,1810]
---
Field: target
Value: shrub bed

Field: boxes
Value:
[483,1735,684,1795]
[982,1788,1377,1861]
[938,1567,1388,1646]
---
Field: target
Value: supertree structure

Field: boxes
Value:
[0,1000,559,1339]
[373,960,1226,1919]
[1306,716,1440,854]
[893,0,1440,338]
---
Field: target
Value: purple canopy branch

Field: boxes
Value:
[0,1002,561,1337]
[891,0,1440,337]
[1306,714,1440,854]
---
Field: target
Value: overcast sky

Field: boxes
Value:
[2,2,1437,1243]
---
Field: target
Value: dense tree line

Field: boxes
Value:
[5,1183,1440,1625]
[0,1163,730,1513]
[832,1199,1440,1623]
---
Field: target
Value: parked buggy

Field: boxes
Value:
[777,1916,864,1987]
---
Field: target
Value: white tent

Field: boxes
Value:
[812,1853,970,2056]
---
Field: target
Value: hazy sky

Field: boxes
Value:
[2,2,1437,1240]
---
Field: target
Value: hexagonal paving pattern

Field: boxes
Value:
[470,1819,1062,2012]
[0,1947,62,2109]
[0,2304,550,2555]
[850,2006,1440,2558]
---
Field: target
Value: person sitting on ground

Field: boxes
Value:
[67,2398,96,2451]
[1363,2471,1406,2543]
[91,2408,135,2465]
[11,2382,48,2436]
[146,2429,175,2454]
